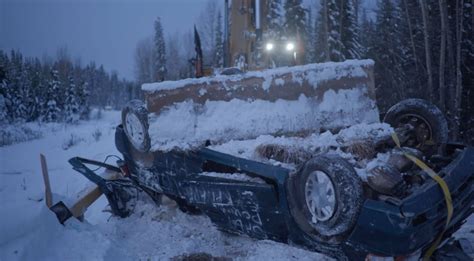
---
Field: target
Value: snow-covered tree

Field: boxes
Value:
[339,0,361,59]
[0,92,7,124]
[7,50,29,122]
[372,0,407,109]
[64,76,80,123]
[153,17,167,82]
[315,0,345,62]
[284,0,307,41]
[44,69,61,122]
[197,0,218,65]
[76,79,89,120]
[265,0,283,40]
[0,53,8,123]
[214,10,224,68]
[305,8,316,63]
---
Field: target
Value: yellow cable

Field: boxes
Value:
[390,133,453,261]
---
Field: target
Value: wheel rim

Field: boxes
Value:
[397,113,433,147]
[125,113,145,149]
[305,170,336,222]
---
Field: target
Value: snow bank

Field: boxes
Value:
[200,172,266,184]
[1,109,472,260]
[0,123,43,146]
[0,110,331,261]
[142,59,373,92]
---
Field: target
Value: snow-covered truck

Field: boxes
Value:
[44,60,473,260]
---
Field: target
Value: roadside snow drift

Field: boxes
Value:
[0,111,331,261]
[1,110,472,260]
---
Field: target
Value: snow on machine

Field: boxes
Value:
[40,59,473,260]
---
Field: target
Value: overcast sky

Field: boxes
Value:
[1,0,211,80]
[1,0,376,81]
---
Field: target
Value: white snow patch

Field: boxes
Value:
[274,78,285,86]
[142,59,373,92]
[200,172,266,184]
[210,123,393,173]
[148,87,379,151]
[199,88,207,96]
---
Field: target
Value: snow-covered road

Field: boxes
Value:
[0,111,332,260]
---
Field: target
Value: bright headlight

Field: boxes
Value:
[286,42,295,51]
[265,43,274,51]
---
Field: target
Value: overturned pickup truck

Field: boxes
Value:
[51,60,473,260]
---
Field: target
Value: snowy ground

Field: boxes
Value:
[1,111,472,260]
[0,111,332,261]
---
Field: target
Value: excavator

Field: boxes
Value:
[193,0,303,76]
[40,1,473,260]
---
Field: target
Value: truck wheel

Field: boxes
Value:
[383,99,448,150]
[122,100,151,152]
[288,155,363,242]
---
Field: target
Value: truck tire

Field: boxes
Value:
[122,100,151,152]
[383,99,448,151]
[287,155,363,242]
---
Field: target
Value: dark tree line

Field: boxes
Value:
[0,49,141,124]
[359,0,473,144]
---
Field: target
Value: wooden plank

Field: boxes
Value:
[69,186,103,218]
[40,154,53,208]
[68,170,120,218]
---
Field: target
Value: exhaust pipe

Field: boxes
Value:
[255,0,261,39]
[224,0,229,67]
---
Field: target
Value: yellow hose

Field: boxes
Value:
[391,133,453,261]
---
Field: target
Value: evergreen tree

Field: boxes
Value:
[8,50,29,122]
[76,79,89,120]
[153,17,167,81]
[0,86,7,123]
[0,52,8,123]
[284,0,307,64]
[372,0,407,109]
[44,69,61,122]
[315,0,345,62]
[460,0,474,143]
[0,49,137,124]
[64,76,80,123]
[265,0,283,40]
[359,9,375,58]
[397,0,424,98]
[214,10,224,68]
[284,0,307,36]
[197,0,218,65]
[339,0,361,59]
[305,8,316,63]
